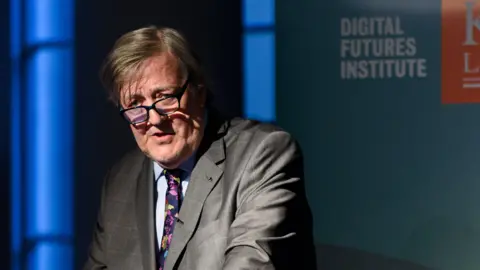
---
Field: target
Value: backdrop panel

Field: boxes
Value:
[277,1,480,269]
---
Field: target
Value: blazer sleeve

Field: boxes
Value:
[222,130,317,270]
[83,170,110,270]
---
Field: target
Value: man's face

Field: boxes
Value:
[119,52,206,169]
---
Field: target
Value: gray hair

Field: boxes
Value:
[100,26,206,105]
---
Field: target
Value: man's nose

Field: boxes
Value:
[148,108,166,125]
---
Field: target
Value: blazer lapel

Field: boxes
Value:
[135,157,156,270]
[164,114,227,270]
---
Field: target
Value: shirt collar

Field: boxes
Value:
[153,153,196,182]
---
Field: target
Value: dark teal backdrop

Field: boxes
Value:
[277,1,480,269]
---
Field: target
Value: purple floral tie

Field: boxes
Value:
[158,169,183,270]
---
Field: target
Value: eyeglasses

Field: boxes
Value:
[119,77,190,125]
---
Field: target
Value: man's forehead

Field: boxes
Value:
[143,53,180,73]
[135,54,181,81]
[120,55,183,97]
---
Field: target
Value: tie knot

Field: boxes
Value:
[163,169,183,188]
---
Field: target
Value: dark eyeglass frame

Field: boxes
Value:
[118,76,190,125]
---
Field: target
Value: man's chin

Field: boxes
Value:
[154,160,182,170]
[149,152,181,169]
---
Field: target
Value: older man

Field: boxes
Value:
[83,26,317,270]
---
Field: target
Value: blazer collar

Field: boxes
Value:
[135,108,228,270]
[164,108,227,270]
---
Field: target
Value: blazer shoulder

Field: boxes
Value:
[228,117,285,136]
[104,148,147,188]
[109,147,145,171]
[227,117,295,143]
[223,118,301,158]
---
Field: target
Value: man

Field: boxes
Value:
[84,26,317,270]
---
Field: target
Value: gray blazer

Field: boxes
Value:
[83,111,317,270]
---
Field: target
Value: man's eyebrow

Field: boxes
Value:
[150,84,182,95]
[124,93,142,101]
[123,83,180,103]
[151,83,181,91]
[152,86,172,92]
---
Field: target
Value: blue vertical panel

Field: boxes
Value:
[25,0,74,44]
[10,0,22,269]
[26,48,74,239]
[243,32,276,122]
[243,0,275,27]
[28,242,73,270]
[11,0,75,267]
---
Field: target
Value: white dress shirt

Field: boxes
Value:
[153,156,195,250]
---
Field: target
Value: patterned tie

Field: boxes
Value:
[158,169,183,270]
